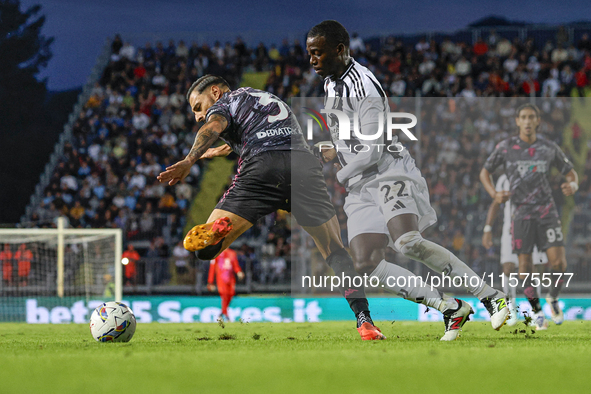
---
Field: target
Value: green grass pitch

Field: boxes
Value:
[1,321,590,394]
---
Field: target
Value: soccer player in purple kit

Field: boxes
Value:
[480,103,578,329]
[158,75,385,340]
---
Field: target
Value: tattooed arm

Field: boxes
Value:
[185,114,228,164]
[157,114,228,186]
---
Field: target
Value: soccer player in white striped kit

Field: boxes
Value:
[482,174,548,327]
[306,20,510,338]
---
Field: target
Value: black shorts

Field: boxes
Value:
[511,215,564,254]
[216,150,336,227]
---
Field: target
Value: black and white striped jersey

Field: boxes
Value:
[323,59,401,188]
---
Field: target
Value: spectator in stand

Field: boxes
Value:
[268,44,280,63]
[279,38,290,58]
[503,53,519,74]
[496,37,513,57]
[146,238,168,285]
[254,42,269,71]
[158,192,178,214]
[578,33,591,52]
[172,240,190,282]
[169,86,185,108]
[415,37,429,53]
[270,251,287,284]
[120,42,136,61]
[556,26,569,47]
[390,73,406,97]
[132,110,150,130]
[349,32,364,54]
[418,56,435,76]
[473,37,488,57]
[170,109,186,129]
[69,201,85,225]
[176,40,189,59]
[208,248,244,320]
[111,34,123,54]
[487,29,500,47]
[455,56,471,77]
[552,44,569,64]
[542,68,561,97]
[561,65,574,87]
[575,66,589,97]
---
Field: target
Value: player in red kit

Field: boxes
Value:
[207,248,244,320]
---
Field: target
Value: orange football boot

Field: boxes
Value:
[183,217,233,252]
[357,322,386,340]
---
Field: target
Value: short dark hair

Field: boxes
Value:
[186,75,230,101]
[515,103,540,118]
[307,20,350,48]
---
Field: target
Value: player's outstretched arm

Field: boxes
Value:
[186,114,228,163]
[561,168,579,196]
[157,114,228,186]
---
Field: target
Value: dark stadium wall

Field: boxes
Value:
[0,89,80,224]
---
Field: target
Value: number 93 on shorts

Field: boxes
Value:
[511,216,564,254]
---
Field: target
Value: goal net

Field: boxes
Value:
[0,218,122,323]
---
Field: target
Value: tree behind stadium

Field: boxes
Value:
[0,0,52,131]
[0,0,53,223]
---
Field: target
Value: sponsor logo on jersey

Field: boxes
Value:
[256,127,293,139]
[517,160,547,177]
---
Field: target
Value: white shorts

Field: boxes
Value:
[500,226,548,265]
[344,154,437,246]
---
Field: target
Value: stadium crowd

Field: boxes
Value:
[23,27,591,289]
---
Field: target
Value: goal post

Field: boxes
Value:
[0,217,123,322]
[51,218,122,301]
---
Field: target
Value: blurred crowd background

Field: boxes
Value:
[7,23,591,295]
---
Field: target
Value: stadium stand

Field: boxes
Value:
[18,24,591,294]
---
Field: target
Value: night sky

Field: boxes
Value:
[19,0,591,91]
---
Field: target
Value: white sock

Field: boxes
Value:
[395,231,499,300]
[370,260,458,313]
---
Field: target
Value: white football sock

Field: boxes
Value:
[394,231,499,300]
[370,260,458,313]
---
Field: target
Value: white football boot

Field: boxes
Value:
[481,293,510,330]
[546,296,564,325]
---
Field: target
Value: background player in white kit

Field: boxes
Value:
[306,20,510,337]
[482,174,548,326]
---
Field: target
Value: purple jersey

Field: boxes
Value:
[483,135,573,220]
[205,87,309,162]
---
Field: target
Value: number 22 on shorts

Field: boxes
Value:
[380,181,409,211]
